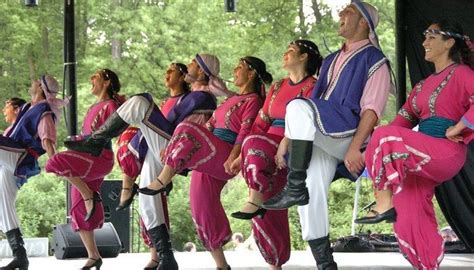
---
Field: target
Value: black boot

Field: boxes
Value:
[308,236,338,270]
[1,228,29,270]
[263,139,313,209]
[148,224,178,270]
[64,112,129,156]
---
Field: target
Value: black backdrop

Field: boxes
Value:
[402,0,474,250]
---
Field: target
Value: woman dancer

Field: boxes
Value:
[46,69,123,270]
[232,40,322,269]
[355,20,474,269]
[139,56,271,270]
[115,63,189,270]
[63,54,226,270]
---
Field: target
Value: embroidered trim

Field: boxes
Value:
[266,80,284,120]
[91,103,110,132]
[143,103,172,140]
[398,108,418,125]
[323,44,372,100]
[242,134,280,148]
[305,98,357,138]
[375,152,409,188]
[393,232,444,270]
[168,133,201,172]
[258,109,271,123]
[428,65,457,116]
[252,219,279,266]
[411,81,424,116]
[192,109,214,114]
[368,57,387,79]
[224,96,256,129]
[169,122,217,171]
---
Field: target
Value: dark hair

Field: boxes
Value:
[292,39,324,76]
[6,97,27,108]
[431,19,474,69]
[101,68,121,98]
[173,62,191,93]
[241,56,273,98]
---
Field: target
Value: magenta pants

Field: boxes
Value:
[164,122,234,249]
[240,132,290,266]
[366,126,466,269]
[190,171,232,250]
[46,149,115,231]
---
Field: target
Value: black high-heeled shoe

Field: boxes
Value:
[143,259,159,270]
[354,207,397,224]
[116,183,139,211]
[84,192,102,222]
[216,266,231,270]
[81,257,102,270]
[138,178,173,196]
[231,201,267,220]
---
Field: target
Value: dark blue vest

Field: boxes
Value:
[138,91,216,140]
[305,44,387,138]
[128,130,148,163]
[2,102,55,185]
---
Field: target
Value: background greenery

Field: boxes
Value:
[0,0,448,252]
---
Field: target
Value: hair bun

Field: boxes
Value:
[261,72,273,84]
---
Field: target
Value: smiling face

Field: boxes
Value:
[338,4,364,39]
[233,60,254,88]
[422,24,455,64]
[2,101,19,124]
[89,71,109,97]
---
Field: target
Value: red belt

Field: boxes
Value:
[26,148,39,159]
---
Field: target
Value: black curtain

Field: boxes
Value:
[403,0,474,250]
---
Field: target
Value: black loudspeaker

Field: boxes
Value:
[51,222,121,259]
[101,180,131,253]
[224,0,236,12]
[24,0,38,7]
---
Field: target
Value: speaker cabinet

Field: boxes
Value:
[101,180,131,253]
[51,222,121,259]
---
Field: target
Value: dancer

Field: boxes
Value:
[228,40,322,268]
[46,69,123,270]
[355,20,474,269]
[2,97,26,133]
[263,2,391,269]
[64,54,226,270]
[115,63,189,270]
[139,56,271,270]
[1,76,65,270]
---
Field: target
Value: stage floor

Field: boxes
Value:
[5,251,473,269]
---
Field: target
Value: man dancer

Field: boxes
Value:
[0,75,64,270]
[263,1,392,269]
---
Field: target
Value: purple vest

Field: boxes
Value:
[1,102,54,186]
[304,44,387,138]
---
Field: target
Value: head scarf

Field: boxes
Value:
[352,1,380,49]
[194,53,234,97]
[39,75,69,121]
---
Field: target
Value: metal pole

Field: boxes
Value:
[351,178,362,236]
[395,0,407,109]
[64,0,77,220]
